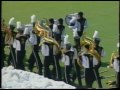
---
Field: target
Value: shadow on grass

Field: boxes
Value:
[101,62,109,67]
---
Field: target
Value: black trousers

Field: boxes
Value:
[64,65,72,84]
[54,33,61,45]
[52,55,62,80]
[77,30,84,37]
[72,59,82,87]
[93,62,103,88]
[116,72,120,88]
[7,46,17,68]
[74,37,81,52]
[44,53,61,80]
[44,54,57,80]
[94,68,103,88]
[16,50,26,70]
[85,68,96,88]
[28,46,43,75]
[1,47,5,68]
[44,56,52,79]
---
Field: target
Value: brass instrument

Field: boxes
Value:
[1,20,13,45]
[1,19,9,32]
[34,21,62,52]
[106,50,119,88]
[108,50,119,68]
[80,33,101,62]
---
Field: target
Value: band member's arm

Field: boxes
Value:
[53,24,58,33]
[73,47,77,60]
[81,55,89,68]
[23,29,30,39]
[112,59,119,72]
[15,40,21,51]
[61,28,65,41]
[61,54,66,63]
[93,57,99,68]
[13,39,17,49]
[61,54,69,66]
[84,20,88,29]
[68,21,79,31]
[41,44,49,56]
[28,34,36,45]
[101,49,106,57]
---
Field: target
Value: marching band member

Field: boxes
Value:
[7,17,17,68]
[51,18,65,81]
[51,43,62,81]
[81,44,99,88]
[1,19,6,68]
[73,28,81,52]
[113,54,119,88]
[61,35,74,84]
[115,43,119,88]
[93,30,106,88]
[26,15,43,75]
[72,44,83,87]
[47,42,58,80]
[51,19,63,80]
[58,18,65,47]
[48,18,54,38]
[53,18,65,46]
[68,12,87,52]
[15,21,27,70]
[41,40,52,79]
[68,12,88,37]
[52,19,58,35]
[68,13,81,52]
[107,42,119,88]
[51,18,65,80]
[40,34,59,79]
[77,12,88,37]
[52,19,59,42]
[1,33,5,68]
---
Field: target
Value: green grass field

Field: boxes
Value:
[2,1,119,89]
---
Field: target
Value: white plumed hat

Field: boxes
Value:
[64,34,69,44]
[16,21,22,29]
[93,30,99,39]
[70,46,74,52]
[54,19,58,25]
[117,42,119,48]
[25,24,33,31]
[23,27,29,35]
[8,17,16,26]
[31,14,36,23]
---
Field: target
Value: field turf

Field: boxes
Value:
[2,1,119,89]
